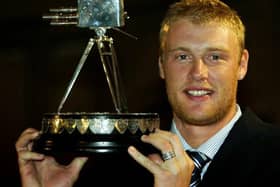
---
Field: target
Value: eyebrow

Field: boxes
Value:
[205,47,229,52]
[167,46,229,54]
[167,47,191,54]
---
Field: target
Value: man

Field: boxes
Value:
[15,0,280,186]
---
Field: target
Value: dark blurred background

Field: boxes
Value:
[1,0,279,185]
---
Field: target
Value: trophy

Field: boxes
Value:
[33,0,160,155]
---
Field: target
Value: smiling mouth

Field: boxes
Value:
[186,90,213,96]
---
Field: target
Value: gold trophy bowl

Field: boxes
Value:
[33,112,160,155]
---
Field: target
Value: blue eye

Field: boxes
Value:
[210,54,220,60]
[178,54,187,60]
[204,52,228,65]
[175,54,192,62]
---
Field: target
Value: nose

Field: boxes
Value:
[189,59,208,81]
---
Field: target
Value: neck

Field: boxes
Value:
[174,105,237,148]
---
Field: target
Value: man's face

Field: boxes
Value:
[159,20,248,126]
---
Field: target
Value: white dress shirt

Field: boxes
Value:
[170,104,242,178]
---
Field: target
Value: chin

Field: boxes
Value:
[181,108,221,125]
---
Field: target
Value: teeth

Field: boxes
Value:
[188,90,210,96]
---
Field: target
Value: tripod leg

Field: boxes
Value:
[57,38,95,113]
[97,39,118,112]
[110,43,128,112]
[97,38,128,113]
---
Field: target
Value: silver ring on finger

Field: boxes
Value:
[162,150,176,161]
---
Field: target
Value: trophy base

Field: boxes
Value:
[33,132,159,156]
[33,112,160,156]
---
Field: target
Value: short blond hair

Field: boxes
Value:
[159,0,245,57]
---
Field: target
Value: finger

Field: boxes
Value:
[17,128,39,141]
[70,157,88,171]
[18,150,44,166]
[20,128,38,135]
[155,130,195,174]
[141,132,174,153]
[153,129,186,158]
[128,146,163,174]
[147,153,164,165]
[68,157,88,180]
[141,129,188,168]
[15,128,40,152]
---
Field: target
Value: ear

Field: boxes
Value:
[158,57,165,79]
[238,49,249,80]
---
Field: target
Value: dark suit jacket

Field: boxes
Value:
[73,108,280,187]
[200,108,280,187]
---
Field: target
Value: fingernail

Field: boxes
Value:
[128,146,136,154]
[33,131,40,137]
[141,134,147,140]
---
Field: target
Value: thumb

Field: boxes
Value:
[69,157,88,178]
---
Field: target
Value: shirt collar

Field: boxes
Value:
[170,104,242,159]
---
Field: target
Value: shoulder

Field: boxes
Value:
[239,107,280,143]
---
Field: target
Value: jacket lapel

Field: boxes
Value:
[199,108,264,186]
